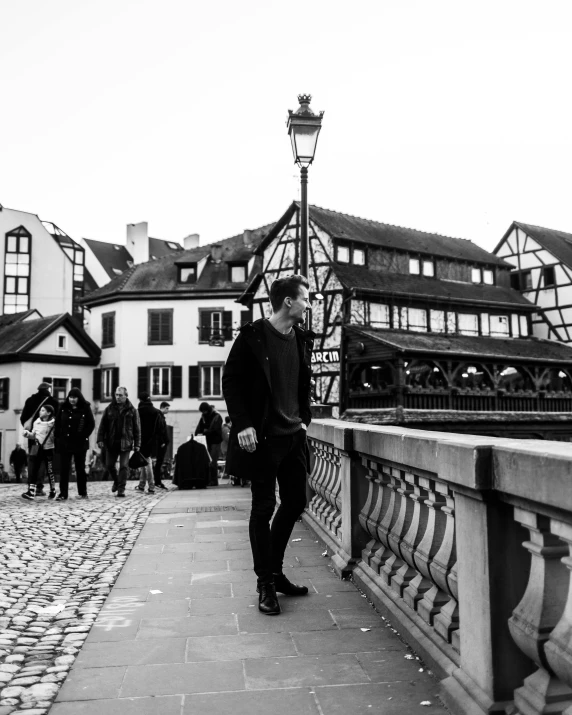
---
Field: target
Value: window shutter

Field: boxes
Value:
[240,308,253,326]
[149,312,161,344]
[93,369,101,401]
[164,311,173,343]
[0,378,9,410]
[112,367,120,393]
[172,366,182,398]
[71,378,82,392]
[188,366,200,398]
[223,311,233,340]
[137,367,148,397]
[200,311,211,342]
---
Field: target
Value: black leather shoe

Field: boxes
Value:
[273,573,309,596]
[258,582,281,615]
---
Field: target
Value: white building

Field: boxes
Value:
[494,221,572,342]
[0,312,101,465]
[0,203,85,319]
[81,226,270,456]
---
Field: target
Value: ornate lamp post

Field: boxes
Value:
[287,95,324,280]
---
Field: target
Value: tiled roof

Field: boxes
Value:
[332,264,533,308]
[509,221,572,268]
[347,326,572,363]
[0,314,101,359]
[81,227,272,305]
[83,237,184,280]
[309,205,510,266]
[255,202,510,267]
[149,237,184,259]
[0,311,39,329]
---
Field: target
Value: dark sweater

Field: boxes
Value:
[263,319,302,436]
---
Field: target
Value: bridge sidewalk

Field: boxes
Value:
[50,485,448,715]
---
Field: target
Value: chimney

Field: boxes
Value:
[243,229,253,248]
[184,233,200,250]
[127,222,149,265]
[210,244,223,263]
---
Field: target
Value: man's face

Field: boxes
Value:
[161,406,170,415]
[115,389,127,404]
[286,286,311,324]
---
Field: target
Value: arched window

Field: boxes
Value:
[4,226,31,313]
[453,363,494,390]
[497,366,534,392]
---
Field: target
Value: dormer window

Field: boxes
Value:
[336,242,367,266]
[422,260,434,277]
[337,245,350,263]
[353,248,365,266]
[178,264,197,284]
[472,267,495,285]
[409,258,420,274]
[409,257,434,277]
[229,264,247,283]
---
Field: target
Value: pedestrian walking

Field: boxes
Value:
[135,392,162,494]
[20,382,59,495]
[22,404,57,500]
[222,274,314,615]
[9,443,27,483]
[54,387,95,501]
[96,386,141,497]
[153,401,170,489]
[195,402,223,486]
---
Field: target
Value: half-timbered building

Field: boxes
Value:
[494,221,572,342]
[240,202,572,439]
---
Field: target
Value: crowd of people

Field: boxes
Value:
[16,382,171,500]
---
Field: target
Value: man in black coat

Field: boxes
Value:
[20,382,59,495]
[135,393,162,494]
[222,274,314,616]
[10,444,27,483]
[153,402,170,489]
[195,402,223,486]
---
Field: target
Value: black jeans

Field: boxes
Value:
[249,429,308,584]
[153,445,167,484]
[59,450,88,498]
[105,445,130,494]
[28,449,55,492]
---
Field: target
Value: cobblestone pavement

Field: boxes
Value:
[0,482,171,715]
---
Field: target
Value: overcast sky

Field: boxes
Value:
[1,0,572,253]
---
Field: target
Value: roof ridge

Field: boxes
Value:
[516,220,572,237]
[309,203,477,244]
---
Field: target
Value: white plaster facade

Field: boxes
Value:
[0,206,76,316]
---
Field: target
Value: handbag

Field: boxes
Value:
[23,396,49,432]
[29,421,56,458]
[128,451,149,469]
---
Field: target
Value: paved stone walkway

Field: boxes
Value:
[47,483,448,715]
[0,482,171,714]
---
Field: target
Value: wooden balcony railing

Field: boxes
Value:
[305,420,572,715]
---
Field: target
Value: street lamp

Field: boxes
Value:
[287,94,324,281]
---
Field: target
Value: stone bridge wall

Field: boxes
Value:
[305,419,572,715]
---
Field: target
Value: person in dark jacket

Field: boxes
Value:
[9,444,27,483]
[173,436,211,489]
[96,386,141,497]
[55,387,95,501]
[195,402,223,486]
[222,274,314,616]
[135,393,162,494]
[20,382,59,495]
[153,402,170,489]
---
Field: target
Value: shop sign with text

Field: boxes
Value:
[312,349,340,364]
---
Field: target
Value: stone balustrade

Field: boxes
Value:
[305,419,572,715]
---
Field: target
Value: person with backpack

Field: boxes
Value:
[54,387,96,501]
[22,404,57,500]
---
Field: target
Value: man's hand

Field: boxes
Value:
[97,442,104,449]
[238,427,257,453]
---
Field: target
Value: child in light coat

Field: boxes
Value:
[22,404,57,500]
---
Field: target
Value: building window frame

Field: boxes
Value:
[542,266,556,287]
[102,368,114,401]
[56,333,68,351]
[199,363,224,398]
[148,309,173,345]
[4,226,31,314]
[150,365,172,398]
[228,263,248,283]
[0,377,9,410]
[178,263,197,284]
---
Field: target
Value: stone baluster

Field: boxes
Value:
[543,518,572,715]
[359,459,389,566]
[391,471,429,597]
[369,468,401,575]
[380,470,415,586]
[508,508,571,715]
[403,475,447,612]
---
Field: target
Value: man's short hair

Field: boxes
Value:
[269,274,309,312]
[116,386,128,396]
[198,401,210,412]
[160,402,170,409]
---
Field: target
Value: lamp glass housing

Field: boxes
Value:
[289,123,321,166]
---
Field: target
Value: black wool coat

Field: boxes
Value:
[55,403,96,454]
[20,389,59,427]
[221,319,314,480]
[137,400,163,452]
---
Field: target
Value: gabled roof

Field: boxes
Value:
[81,227,272,307]
[347,325,572,364]
[0,313,101,363]
[42,221,83,259]
[0,310,42,329]
[83,236,185,281]
[256,202,511,267]
[332,264,533,309]
[497,221,572,268]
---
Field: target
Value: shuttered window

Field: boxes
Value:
[148,310,173,345]
[102,312,115,347]
[0,378,9,410]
